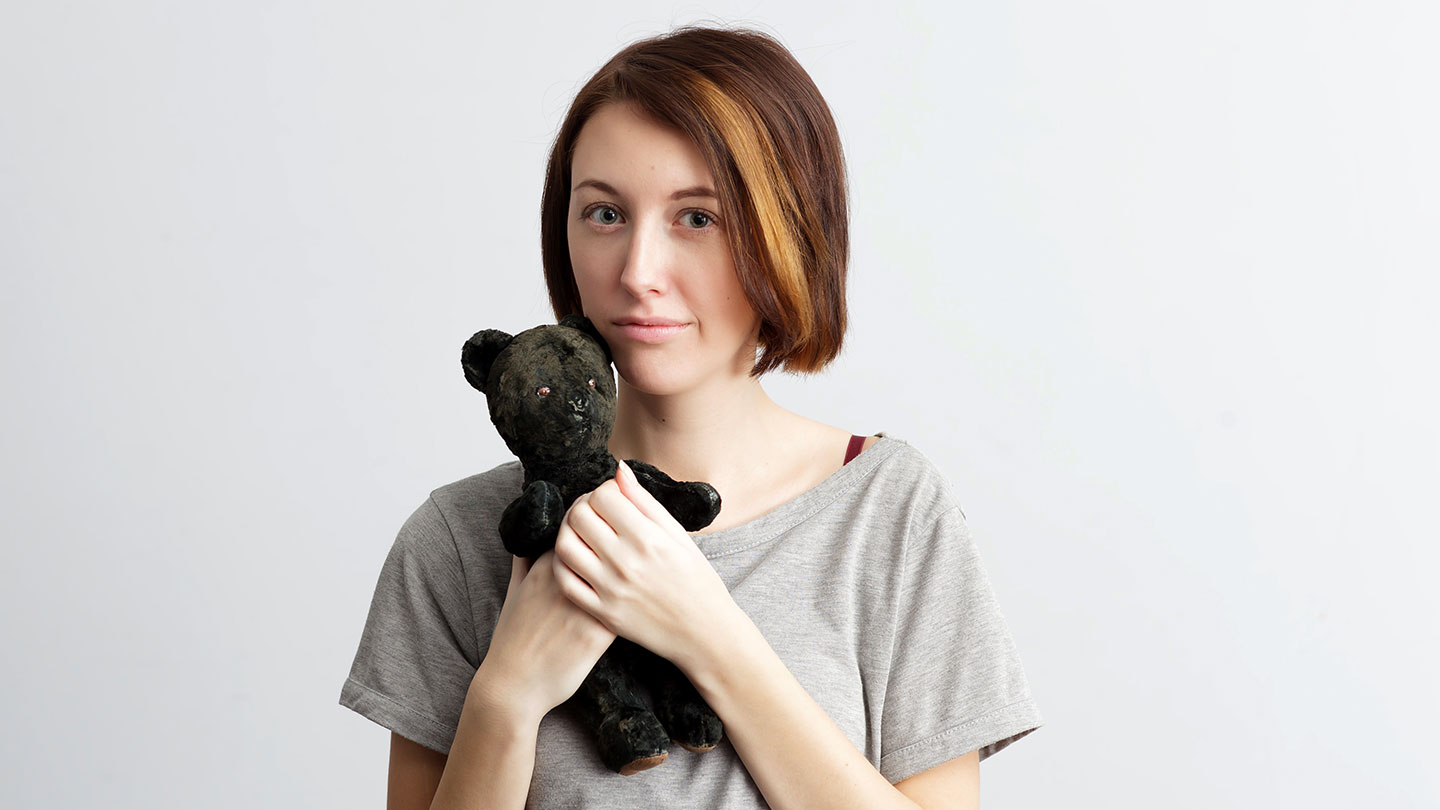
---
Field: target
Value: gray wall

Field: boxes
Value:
[2,1,1436,807]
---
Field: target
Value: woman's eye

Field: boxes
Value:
[585,206,621,226]
[683,211,714,229]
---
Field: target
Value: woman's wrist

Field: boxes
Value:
[469,659,547,730]
[672,600,755,688]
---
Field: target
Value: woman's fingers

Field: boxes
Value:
[564,495,619,562]
[615,461,687,534]
[554,512,605,586]
[551,531,606,617]
[583,466,682,543]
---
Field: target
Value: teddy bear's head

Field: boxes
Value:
[461,315,617,467]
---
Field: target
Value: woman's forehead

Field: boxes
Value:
[570,103,715,197]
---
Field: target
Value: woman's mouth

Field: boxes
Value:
[614,319,689,344]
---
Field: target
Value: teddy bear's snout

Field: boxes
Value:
[567,393,588,417]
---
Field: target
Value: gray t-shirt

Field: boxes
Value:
[340,435,1042,805]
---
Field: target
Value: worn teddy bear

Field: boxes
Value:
[461,314,725,775]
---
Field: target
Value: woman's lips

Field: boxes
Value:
[614,321,689,343]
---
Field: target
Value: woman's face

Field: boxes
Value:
[567,102,761,397]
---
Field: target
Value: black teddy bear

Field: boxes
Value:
[461,314,726,775]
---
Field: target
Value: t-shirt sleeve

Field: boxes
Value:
[339,495,480,754]
[877,503,1043,783]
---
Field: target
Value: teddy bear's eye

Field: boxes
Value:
[587,378,596,388]
[536,386,551,397]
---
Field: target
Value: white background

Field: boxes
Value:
[3,1,1436,807]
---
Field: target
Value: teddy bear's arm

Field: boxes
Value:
[498,479,565,557]
[624,460,723,532]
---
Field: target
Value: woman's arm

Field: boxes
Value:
[387,733,446,810]
[398,543,617,809]
[894,752,980,810]
[421,670,544,810]
[684,607,976,810]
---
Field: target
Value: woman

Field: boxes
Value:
[341,26,1041,810]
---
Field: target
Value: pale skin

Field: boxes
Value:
[388,101,980,809]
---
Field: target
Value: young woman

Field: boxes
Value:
[341,26,1041,810]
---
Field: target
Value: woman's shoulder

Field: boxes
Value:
[426,459,524,508]
[387,461,523,592]
[862,434,947,481]
[418,459,524,528]
[857,434,966,520]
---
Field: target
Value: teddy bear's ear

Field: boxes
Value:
[461,329,514,394]
[559,314,613,364]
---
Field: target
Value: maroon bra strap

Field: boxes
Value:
[843,434,866,465]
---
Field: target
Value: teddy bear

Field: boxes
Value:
[461,314,726,775]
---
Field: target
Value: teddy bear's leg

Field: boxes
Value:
[624,460,723,532]
[570,640,672,775]
[498,480,564,557]
[626,641,725,753]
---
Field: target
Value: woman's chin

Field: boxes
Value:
[611,345,759,398]
[615,368,694,398]
[611,352,706,396]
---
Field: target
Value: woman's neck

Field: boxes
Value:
[608,372,851,533]
[608,373,788,486]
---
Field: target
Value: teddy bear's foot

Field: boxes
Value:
[657,699,724,754]
[596,706,671,776]
[619,751,668,776]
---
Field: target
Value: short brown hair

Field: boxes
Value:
[540,26,849,375]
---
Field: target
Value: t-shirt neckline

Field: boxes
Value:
[688,433,902,558]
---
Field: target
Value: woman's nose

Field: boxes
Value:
[618,220,670,298]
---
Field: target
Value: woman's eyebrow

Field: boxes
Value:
[572,178,620,196]
[669,185,718,200]
[572,178,717,200]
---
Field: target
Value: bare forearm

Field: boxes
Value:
[681,610,923,810]
[429,668,542,810]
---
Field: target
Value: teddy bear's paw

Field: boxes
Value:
[499,481,564,557]
[659,702,725,753]
[597,707,670,776]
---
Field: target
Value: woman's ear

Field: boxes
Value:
[460,329,514,393]
[559,314,613,364]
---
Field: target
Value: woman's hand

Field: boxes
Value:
[551,461,737,672]
[474,548,617,723]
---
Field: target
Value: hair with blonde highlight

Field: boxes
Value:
[540,26,849,375]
